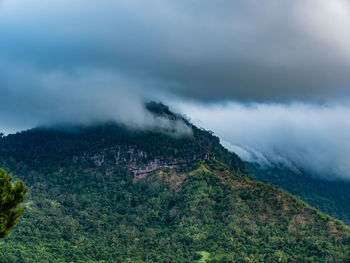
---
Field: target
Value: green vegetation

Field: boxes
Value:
[0,159,348,262]
[195,251,210,262]
[0,169,27,238]
[248,163,350,225]
[0,103,348,262]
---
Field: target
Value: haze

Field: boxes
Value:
[1,0,350,179]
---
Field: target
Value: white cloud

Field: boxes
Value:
[1,0,350,176]
[175,101,350,180]
[1,0,350,102]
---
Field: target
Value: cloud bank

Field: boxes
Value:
[175,102,350,180]
[1,0,350,179]
[1,0,350,108]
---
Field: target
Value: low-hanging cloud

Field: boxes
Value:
[1,0,350,178]
[0,62,191,135]
[175,102,350,181]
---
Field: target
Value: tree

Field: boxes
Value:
[0,168,27,238]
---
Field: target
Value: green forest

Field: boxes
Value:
[0,169,26,238]
[0,104,349,262]
[248,163,350,225]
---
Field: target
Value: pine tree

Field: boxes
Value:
[0,168,27,238]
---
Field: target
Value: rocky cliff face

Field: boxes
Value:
[72,145,211,180]
[0,103,246,175]
[0,103,348,262]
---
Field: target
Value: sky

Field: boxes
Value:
[1,0,350,179]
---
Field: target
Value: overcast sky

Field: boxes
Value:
[174,101,350,180]
[1,0,350,179]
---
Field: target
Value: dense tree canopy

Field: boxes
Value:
[248,163,350,225]
[0,104,348,262]
[0,168,27,238]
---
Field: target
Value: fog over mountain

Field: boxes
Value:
[1,0,350,179]
[175,101,350,181]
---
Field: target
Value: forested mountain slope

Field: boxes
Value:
[0,103,348,262]
[248,163,350,225]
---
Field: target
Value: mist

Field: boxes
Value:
[175,101,350,181]
[1,0,350,179]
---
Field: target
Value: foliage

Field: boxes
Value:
[195,251,210,262]
[0,158,348,262]
[248,163,350,225]
[0,119,245,175]
[0,103,348,262]
[0,169,27,238]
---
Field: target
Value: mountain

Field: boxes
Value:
[0,103,349,262]
[248,163,350,225]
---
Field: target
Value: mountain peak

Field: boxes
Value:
[0,105,349,262]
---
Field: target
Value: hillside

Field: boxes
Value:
[0,103,349,262]
[248,163,350,225]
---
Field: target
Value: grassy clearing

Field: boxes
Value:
[195,251,210,262]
